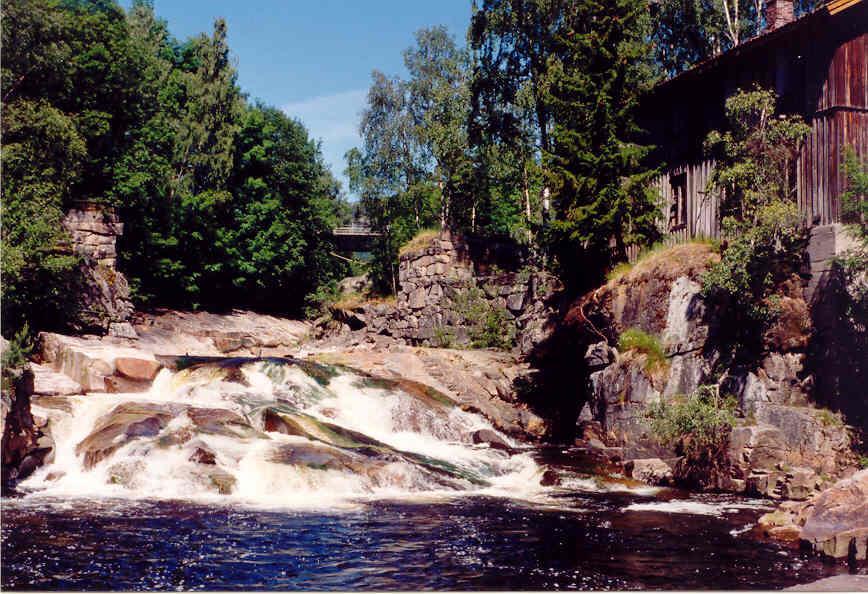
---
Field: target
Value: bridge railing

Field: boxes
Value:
[333,225,380,236]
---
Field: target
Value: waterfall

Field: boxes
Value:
[20,358,544,508]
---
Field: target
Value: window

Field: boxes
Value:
[669,173,687,231]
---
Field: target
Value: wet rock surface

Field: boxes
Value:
[309,345,547,441]
[760,469,868,563]
[1,370,55,492]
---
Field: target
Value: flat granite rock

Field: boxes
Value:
[30,363,83,396]
[785,575,868,591]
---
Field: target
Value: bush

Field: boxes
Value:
[1,323,34,373]
[302,282,342,320]
[646,385,737,461]
[702,200,808,352]
[618,328,667,374]
[452,285,515,350]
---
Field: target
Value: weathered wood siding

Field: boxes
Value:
[641,3,867,245]
[799,30,868,224]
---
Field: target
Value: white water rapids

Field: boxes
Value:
[20,358,545,509]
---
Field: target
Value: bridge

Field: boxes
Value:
[332,224,380,252]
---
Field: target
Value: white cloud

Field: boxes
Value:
[282,89,367,195]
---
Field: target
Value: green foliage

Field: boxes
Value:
[302,282,342,321]
[646,385,737,459]
[815,408,843,428]
[1,98,83,332]
[650,0,819,78]
[704,86,811,223]
[1,323,35,372]
[700,88,811,356]
[618,328,667,374]
[859,456,868,469]
[841,147,868,240]
[702,200,807,323]
[348,27,474,294]
[452,286,515,350]
[432,325,456,349]
[545,0,662,288]
[2,0,349,331]
[832,148,868,333]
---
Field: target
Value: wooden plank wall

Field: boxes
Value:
[651,30,866,244]
[651,160,720,239]
[799,31,868,224]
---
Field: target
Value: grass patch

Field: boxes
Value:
[399,228,440,256]
[618,327,667,374]
[605,239,720,283]
[331,291,365,311]
[815,408,843,428]
[605,262,634,282]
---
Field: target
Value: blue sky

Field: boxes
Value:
[123,0,472,195]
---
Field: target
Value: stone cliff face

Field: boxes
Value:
[554,241,859,498]
[63,205,134,335]
[1,369,54,493]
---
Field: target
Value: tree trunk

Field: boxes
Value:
[523,162,533,244]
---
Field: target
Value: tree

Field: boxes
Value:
[701,88,812,354]
[1,0,142,333]
[226,105,347,312]
[703,85,810,223]
[404,26,474,229]
[469,0,561,156]
[469,0,559,246]
[545,0,661,288]
[650,0,821,78]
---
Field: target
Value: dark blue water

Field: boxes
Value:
[1,489,845,591]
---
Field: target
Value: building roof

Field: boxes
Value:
[654,0,864,92]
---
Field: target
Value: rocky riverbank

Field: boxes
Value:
[3,231,864,567]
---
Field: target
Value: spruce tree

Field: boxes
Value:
[546,0,661,287]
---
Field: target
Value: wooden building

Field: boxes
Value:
[639,0,867,241]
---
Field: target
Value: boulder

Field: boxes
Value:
[625,457,673,485]
[104,376,152,393]
[189,446,217,465]
[785,576,868,591]
[186,407,257,439]
[760,470,868,562]
[408,287,427,309]
[76,402,183,469]
[799,469,868,560]
[30,363,83,396]
[584,341,613,370]
[540,468,561,486]
[114,357,162,381]
[471,428,512,451]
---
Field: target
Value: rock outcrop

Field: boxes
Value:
[560,242,857,495]
[760,469,868,563]
[1,369,54,492]
[63,205,134,333]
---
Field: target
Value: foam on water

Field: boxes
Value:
[624,498,775,516]
[20,359,546,510]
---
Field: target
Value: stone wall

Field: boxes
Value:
[63,204,134,335]
[803,223,867,436]
[361,232,560,352]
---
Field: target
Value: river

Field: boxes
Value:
[0,357,848,590]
